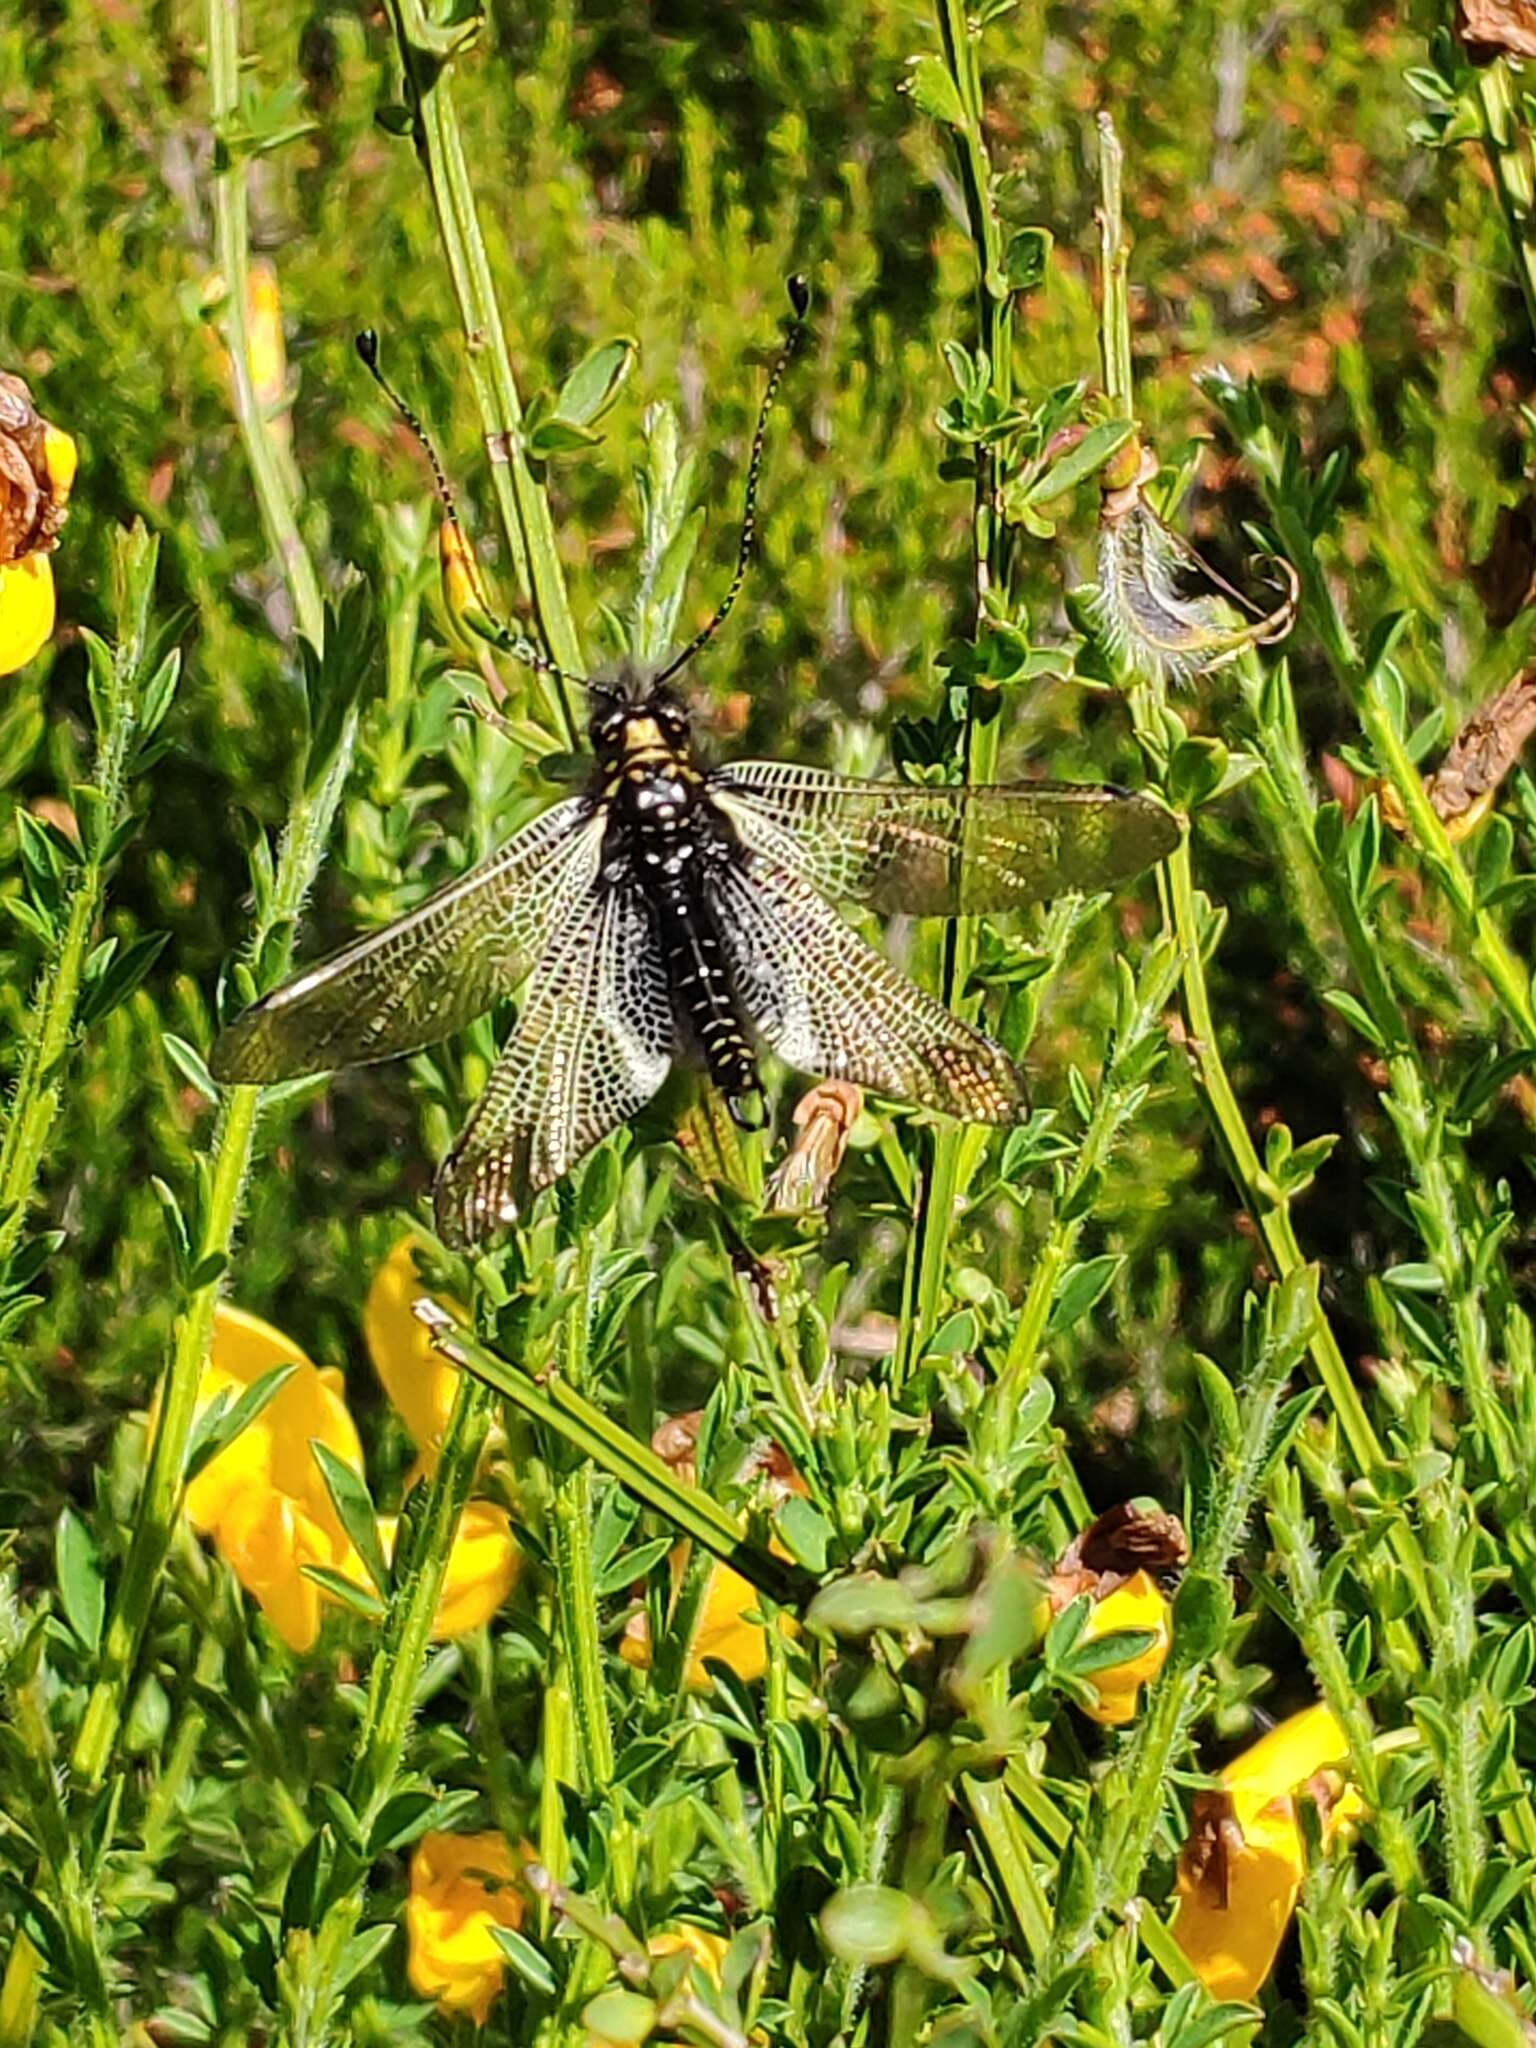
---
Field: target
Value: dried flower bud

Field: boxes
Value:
[764,1080,863,1211]
[1459,0,1536,62]
[650,1408,704,1481]
[0,373,73,564]
[1072,1499,1189,1580]
[1378,668,1536,844]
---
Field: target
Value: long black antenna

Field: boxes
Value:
[653,274,810,687]
[354,330,587,691]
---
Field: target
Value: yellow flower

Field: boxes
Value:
[406,1830,527,2024]
[1077,1570,1173,1727]
[363,1234,464,1473]
[378,1499,520,1639]
[0,374,74,677]
[184,1305,364,1652]
[620,1557,795,1690]
[185,1298,519,1649]
[202,260,291,444]
[1173,1703,1365,2002]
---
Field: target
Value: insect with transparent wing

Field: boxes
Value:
[211,280,1179,1248]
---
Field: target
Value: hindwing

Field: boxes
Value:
[706,850,1026,1124]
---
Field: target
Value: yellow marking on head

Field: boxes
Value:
[623,717,663,752]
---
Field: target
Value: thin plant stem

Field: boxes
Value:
[207,0,323,651]
[383,0,582,747]
[72,0,344,1789]
[993,935,1181,1409]
[1232,415,1536,1054]
[1093,117,1385,1488]
[0,526,160,1275]
[898,0,1012,1386]
[277,1372,494,2047]
[433,1314,809,1603]
[1477,63,1536,352]
[1266,1465,1422,1895]
[1236,658,1516,1484]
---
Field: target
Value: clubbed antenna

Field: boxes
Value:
[354,329,580,687]
[654,274,810,687]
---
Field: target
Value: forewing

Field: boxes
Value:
[708,853,1026,1123]
[712,762,1178,914]
[211,799,601,1083]
[433,882,673,1247]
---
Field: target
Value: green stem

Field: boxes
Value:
[0,528,158,1273]
[384,0,581,747]
[72,0,339,1788]
[1266,1471,1422,1895]
[1237,428,1536,1055]
[1093,118,1385,1489]
[278,1373,495,2047]
[993,936,1181,1411]
[348,1376,493,1828]
[1038,1272,1317,1997]
[549,1229,618,1803]
[1477,64,1536,355]
[1422,1479,1490,1925]
[899,0,1012,1389]
[208,0,324,650]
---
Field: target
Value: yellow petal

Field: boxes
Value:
[364,1236,464,1470]
[214,1490,333,1652]
[41,424,76,507]
[185,1304,362,1550]
[646,1926,729,1982]
[623,1548,797,1690]
[406,1832,526,2023]
[1079,1570,1173,1727]
[0,553,55,676]
[432,1501,520,1639]
[691,1564,774,1686]
[1173,1704,1360,2002]
[246,259,288,412]
[186,1302,364,1572]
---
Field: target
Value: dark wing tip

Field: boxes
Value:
[207,1002,328,1087]
[207,1010,268,1086]
[1137,791,1184,863]
[920,1032,1030,1126]
[432,1139,533,1252]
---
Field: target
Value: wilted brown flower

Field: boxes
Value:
[0,374,74,677]
[764,1080,863,1211]
[1378,669,1536,843]
[0,374,73,565]
[1459,0,1536,62]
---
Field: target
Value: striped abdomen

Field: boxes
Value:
[653,878,762,1125]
